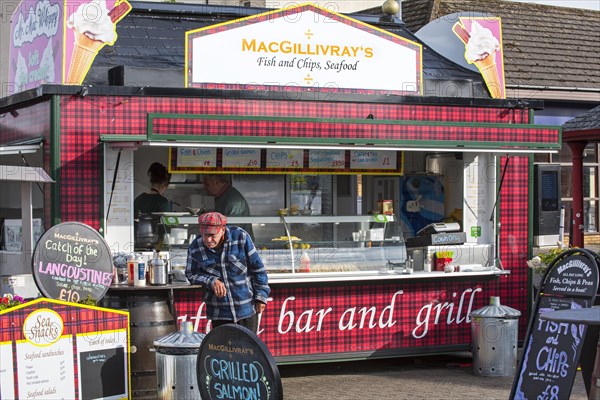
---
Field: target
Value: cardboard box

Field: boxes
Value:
[1,219,43,251]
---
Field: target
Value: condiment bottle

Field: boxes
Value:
[135,254,146,286]
[127,255,136,286]
[300,251,311,273]
[424,253,432,273]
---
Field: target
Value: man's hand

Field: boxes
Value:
[212,280,226,298]
[255,302,266,314]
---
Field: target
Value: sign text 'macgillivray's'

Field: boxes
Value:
[242,38,374,58]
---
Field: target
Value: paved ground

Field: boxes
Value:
[278,352,590,400]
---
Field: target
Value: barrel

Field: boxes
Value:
[102,288,178,399]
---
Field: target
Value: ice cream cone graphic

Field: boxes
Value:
[453,20,504,99]
[65,1,131,85]
[65,31,105,84]
[474,53,502,98]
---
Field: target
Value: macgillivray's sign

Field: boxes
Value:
[185,3,423,95]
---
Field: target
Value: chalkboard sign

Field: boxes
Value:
[80,347,126,400]
[197,324,283,400]
[32,222,113,302]
[510,249,599,400]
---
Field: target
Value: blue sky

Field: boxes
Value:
[508,0,600,11]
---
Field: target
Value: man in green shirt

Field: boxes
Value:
[202,174,253,236]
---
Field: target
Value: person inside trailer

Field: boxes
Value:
[134,162,173,215]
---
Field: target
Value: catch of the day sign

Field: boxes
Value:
[32,222,113,303]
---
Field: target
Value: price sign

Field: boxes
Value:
[32,222,113,302]
[350,150,396,170]
[510,250,599,400]
[266,149,304,169]
[176,147,216,167]
[222,148,261,168]
[309,150,346,169]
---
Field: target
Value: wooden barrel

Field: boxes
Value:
[102,287,177,399]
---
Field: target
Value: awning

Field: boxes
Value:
[0,137,44,156]
[0,165,54,183]
[102,138,555,155]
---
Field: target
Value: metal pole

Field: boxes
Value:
[559,204,565,247]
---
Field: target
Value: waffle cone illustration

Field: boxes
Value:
[475,53,502,98]
[65,31,105,84]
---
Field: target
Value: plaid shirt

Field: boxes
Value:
[185,225,270,322]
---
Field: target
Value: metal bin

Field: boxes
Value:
[154,321,206,399]
[470,296,521,377]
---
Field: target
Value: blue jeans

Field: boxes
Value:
[211,313,259,334]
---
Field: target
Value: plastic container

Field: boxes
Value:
[127,255,136,286]
[300,252,311,273]
[424,253,432,272]
[470,296,521,376]
[135,254,146,286]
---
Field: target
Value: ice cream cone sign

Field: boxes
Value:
[453,18,506,99]
[64,0,132,85]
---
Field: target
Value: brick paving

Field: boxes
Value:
[278,352,590,400]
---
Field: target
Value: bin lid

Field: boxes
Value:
[154,321,205,354]
[470,296,521,318]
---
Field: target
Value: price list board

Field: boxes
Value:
[510,250,599,400]
[0,298,130,400]
[169,147,403,175]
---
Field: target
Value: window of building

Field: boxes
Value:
[550,143,599,234]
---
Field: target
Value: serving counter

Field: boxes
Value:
[145,213,509,363]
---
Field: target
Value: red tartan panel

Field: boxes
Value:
[0,301,128,342]
[60,95,531,139]
[0,101,51,145]
[150,116,556,145]
[498,155,530,334]
[174,280,508,359]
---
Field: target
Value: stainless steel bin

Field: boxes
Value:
[470,296,521,377]
[154,321,206,399]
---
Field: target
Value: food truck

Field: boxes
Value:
[0,1,561,397]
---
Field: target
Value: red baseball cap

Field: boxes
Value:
[198,212,227,235]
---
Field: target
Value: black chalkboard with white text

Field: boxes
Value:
[197,324,283,400]
[32,222,113,302]
[510,249,599,400]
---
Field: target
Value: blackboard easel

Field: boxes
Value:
[510,248,599,399]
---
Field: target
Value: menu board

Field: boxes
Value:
[309,150,346,169]
[104,147,134,250]
[32,222,113,302]
[0,342,15,399]
[350,150,396,170]
[16,336,75,399]
[510,250,599,400]
[197,324,282,400]
[77,331,128,399]
[222,148,261,168]
[176,147,217,167]
[266,149,304,169]
[169,147,403,174]
[0,298,130,400]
